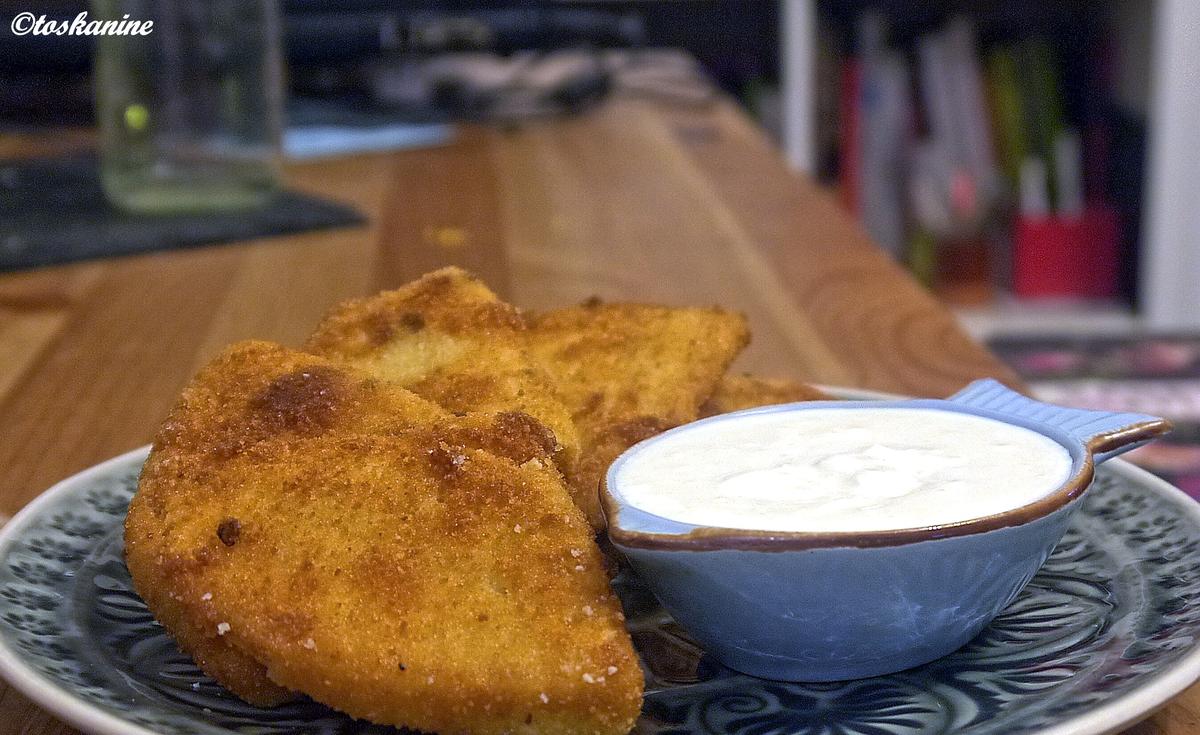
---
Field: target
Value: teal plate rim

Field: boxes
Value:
[0,386,1198,735]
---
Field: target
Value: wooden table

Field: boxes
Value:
[0,98,1193,734]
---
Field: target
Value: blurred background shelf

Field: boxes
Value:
[952,297,1138,340]
[780,0,1199,331]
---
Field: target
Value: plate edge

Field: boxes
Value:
[0,446,164,735]
[0,393,1198,735]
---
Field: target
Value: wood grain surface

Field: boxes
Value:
[0,98,1190,734]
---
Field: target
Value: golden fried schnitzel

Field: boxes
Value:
[128,340,567,707]
[526,300,749,527]
[304,268,583,505]
[699,374,829,417]
[126,341,642,734]
[151,341,557,471]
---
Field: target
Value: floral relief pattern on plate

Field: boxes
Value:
[0,449,1198,735]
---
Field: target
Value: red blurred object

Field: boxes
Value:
[934,237,993,306]
[1013,207,1119,298]
[838,60,862,216]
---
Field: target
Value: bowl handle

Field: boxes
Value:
[948,379,1172,464]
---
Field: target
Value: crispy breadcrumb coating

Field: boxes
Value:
[305,267,584,514]
[126,341,641,733]
[699,374,829,417]
[525,301,749,528]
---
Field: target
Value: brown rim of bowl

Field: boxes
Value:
[602,417,1173,552]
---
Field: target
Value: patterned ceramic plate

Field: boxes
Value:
[1,419,1200,735]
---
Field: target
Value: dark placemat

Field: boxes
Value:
[0,154,364,272]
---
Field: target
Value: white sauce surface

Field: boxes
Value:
[613,408,1073,533]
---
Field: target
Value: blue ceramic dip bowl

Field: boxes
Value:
[602,379,1171,682]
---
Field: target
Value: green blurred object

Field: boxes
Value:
[92,0,284,213]
[986,49,1025,189]
[1018,40,1066,210]
[907,227,936,289]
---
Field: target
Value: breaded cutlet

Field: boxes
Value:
[153,340,558,471]
[699,374,830,417]
[129,434,642,735]
[127,341,643,733]
[131,341,563,706]
[303,267,583,500]
[525,300,749,528]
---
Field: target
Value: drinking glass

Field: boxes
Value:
[92,0,284,213]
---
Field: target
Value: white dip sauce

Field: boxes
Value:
[613,408,1073,533]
